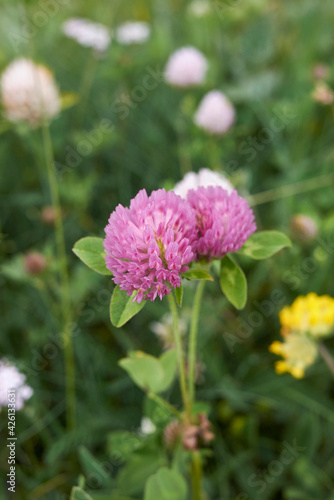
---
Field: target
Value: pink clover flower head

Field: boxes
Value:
[187,186,256,260]
[104,188,197,303]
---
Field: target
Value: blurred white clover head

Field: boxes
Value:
[173,168,233,199]
[62,18,111,52]
[164,46,208,88]
[116,21,151,45]
[1,58,60,127]
[150,313,187,349]
[194,90,235,135]
[188,0,211,17]
[0,360,33,412]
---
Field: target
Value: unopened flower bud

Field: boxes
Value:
[182,425,199,450]
[163,420,182,449]
[24,252,47,275]
[290,214,318,243]
[41,206,57,225]
[313,64,329,80]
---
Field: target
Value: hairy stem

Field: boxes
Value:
[168,293,191,418]
[188,281,205,414]
[191,451,204,500]
[148,392,182,419]
[42,122,76,430]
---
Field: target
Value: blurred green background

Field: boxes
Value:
[1,0,334,499]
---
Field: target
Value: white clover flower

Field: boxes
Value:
[116,21,150,45]
[194,90,235,135]
[150,313,187,349]
[140,417,156,435]
[164,47,208,88]
[1,58,60,126]
[0,360,33,411]
[188,0,211,17]
[62,18,111,52]
[173,168,233,199]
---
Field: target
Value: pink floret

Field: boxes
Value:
[104,188,197,303]
[187,186,256,260]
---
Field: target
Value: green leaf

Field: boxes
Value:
[110,286,145,327]
[107,430,144,463]
[119,352,165,393]
[175,285,183,307]
[78,446,112,489]
[73,237,111,275]
[159,350,177,392]
[119,350,177,394]
[117,453,166,496]
[144,467,187,500]
[220,255,247,310]
[182,269,214,281]
[238,231,291,260]
[70,487,93,500]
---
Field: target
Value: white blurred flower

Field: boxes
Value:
[1,58,60,126]
[140,417,156,435]
[150,313,187,349]
[116,21,150,45]
[0,360,33,411]
[188,0,211,17]
[62,18,111,52]
[164,47,208,88]
[194,90,235,135]
[173,168,233,198]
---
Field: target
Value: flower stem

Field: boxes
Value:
[191,451,204,500]
[188,281,205,414]
[148,392,182,419]
[318,344,334,377]
[167,293,191,419]
[41,122,76,430]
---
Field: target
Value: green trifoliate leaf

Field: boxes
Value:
[110,286,145,327]
[220,255,247,310]
[72,237,111,275]
[119,350,177,394]
[144,467,187,500]
[238,231,291,260]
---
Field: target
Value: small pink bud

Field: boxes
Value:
[24,252,47,275]
[41,206,57,225]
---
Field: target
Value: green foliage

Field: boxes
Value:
[144,467,188,500]
[175,285,183,307]
[119,350,177,393]
[110,286,146,327]
[1,1,334,499]
[182,269,214,281]
[71,487,94,500]
[220,255,247,310]
[73,237,111,275]
[238,230,292,259]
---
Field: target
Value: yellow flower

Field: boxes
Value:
[279,293,334,338]
[269,334,318,378]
